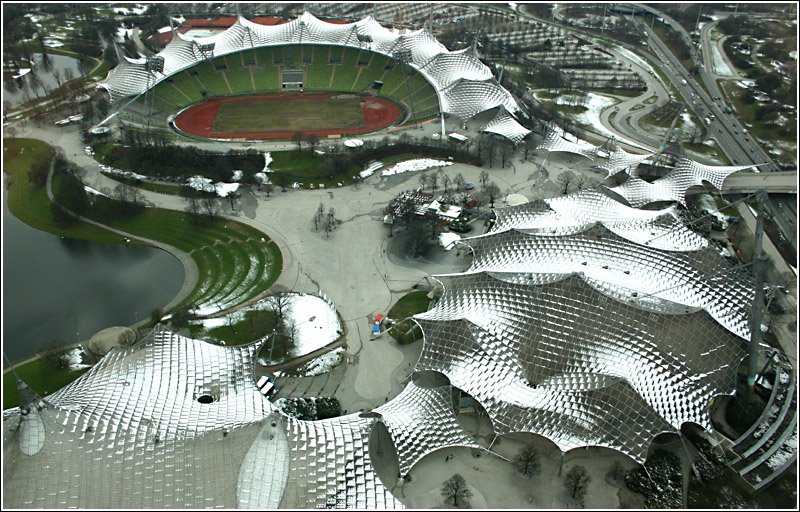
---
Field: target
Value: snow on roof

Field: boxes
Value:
[439,232,461,250]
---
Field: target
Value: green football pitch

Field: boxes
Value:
[211,95,364,133]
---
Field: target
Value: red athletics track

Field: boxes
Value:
[174,92,403,140]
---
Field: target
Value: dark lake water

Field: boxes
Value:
[2,193,185,362]
[3,53,84,108]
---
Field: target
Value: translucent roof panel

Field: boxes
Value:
[536,127,597,160]
[283,415,403,509]
[481,108,531,144]
[485,189,709,251]
[608,158,754,207]
[414,272,747,463]
[461,227,754,339]
[597,147,653,176]
[375,381,482,477]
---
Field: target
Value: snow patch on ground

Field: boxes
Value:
[62,348,91,371]
[697,194,733,229]
[615,46,659,76]
[570,93,649,151]
[215,182,239,197]
[292,347,345,377]
[100,165,148,181]
[263,152,273,172]
[84,185,109,197]
[381,159,453,177]
[191,293,342,362]
[711,40,735,77]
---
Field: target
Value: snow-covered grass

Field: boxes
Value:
[571,92,649,151]
[710,40,735,77]
[263,152,273,172]
[380,159,453,177]
[290,347,345,377]
[190,293,342,363]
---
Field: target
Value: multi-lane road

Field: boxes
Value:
[515,2,796,249]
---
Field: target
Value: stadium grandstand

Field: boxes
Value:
[100,12,530,143]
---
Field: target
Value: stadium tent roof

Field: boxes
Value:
[536,125,598,159]
[98,12,525,141]
[597,147,653,177]
[608,158,754,207]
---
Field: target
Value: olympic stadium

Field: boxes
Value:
[3,7,797,511]
[98,12,529,142]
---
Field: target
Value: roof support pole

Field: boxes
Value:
[747,190,768,400]
[440,112,446,139]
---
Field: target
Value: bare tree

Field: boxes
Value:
[304,133,320,153]
[439,170,451,193]
[292,131,304,151]
[485,181,501,208]
[556,170,578,195]
[114,182,146,211]
[429,171,438,193]
[441,474,472,508]
[313,202,325,231]
[202,196,221,220]
[479,170,490,189]
[418,172,430,192]
[453,172,466,190]
[513,443,541,478]
[269,293,291,319]
[564,465,591,506]
[183,190,203,224]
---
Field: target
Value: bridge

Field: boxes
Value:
[721,171,797,194]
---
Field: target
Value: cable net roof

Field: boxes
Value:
[414,272,747,464]
[99,12,523,137]
[608,158,754,207]
[481,107,531,145]
[486,189,709,251]
[536,126,598,160]
[461,226,754,339]
[2,326,401,509]
[597,147,653,176]
[375,381,482,478]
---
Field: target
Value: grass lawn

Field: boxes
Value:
[719,81,796,160]
[3,359,90,409]
[2,138,127,244]
[388,290,432,319]
[101,172,184,196]
[87,208,283,311]
[213,95,364,133]
[387,290,431,345]
[189,309,278,346]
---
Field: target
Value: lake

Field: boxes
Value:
[3,52,85,108]
[2,194,185,362]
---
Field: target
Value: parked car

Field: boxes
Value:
[464,182,475,190]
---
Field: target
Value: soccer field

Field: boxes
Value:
[212,95,364,134]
